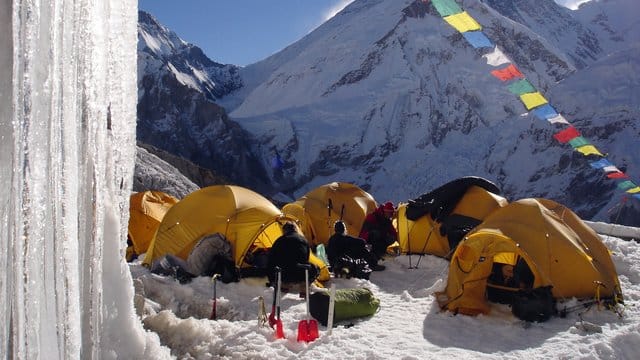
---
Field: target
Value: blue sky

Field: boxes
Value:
[138,0,354,66]
[138,0,589,67]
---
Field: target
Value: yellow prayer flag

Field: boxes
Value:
[575,145,604,157]
[519,92,548,110]
[443,12,482,33]
[626,187,640,194]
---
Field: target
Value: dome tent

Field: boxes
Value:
[437,198,623,317]
[396,177,507,258]
[143,185,329,281]
[282,182,378,246]
[127,190,179,261]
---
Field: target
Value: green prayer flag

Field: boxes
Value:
[507,79,536,95]
[617,181,636,191]
[568,136,589,148]
[431,0,463,17]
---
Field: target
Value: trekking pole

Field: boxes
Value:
[339,204,345,221]
[210,273,221,320]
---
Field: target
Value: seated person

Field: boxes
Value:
[328,220,385,273]
[267,221,318,293]
[487,259,534,304]
[359,202,397,261]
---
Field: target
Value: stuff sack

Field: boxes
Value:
[309,287,380,326]
[511,286,557,322]
[187,233,238,283]
[333,255,372,280]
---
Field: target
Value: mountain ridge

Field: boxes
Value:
[136,0,640,226]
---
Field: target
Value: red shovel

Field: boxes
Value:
[269,267,284,339]
[297,265,319,342]
[268,267,280,328]
[274,269,284,339]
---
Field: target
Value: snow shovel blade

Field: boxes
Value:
[308,319,319,340]
[297,320,319,342]
[275,319,285,339]
[268,305,277,328]
[297,321,308,342]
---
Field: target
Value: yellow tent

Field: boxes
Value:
[127,190,179,261]
[397,179,507,258]
[143,185,329,281]
[438,198,623,316]
[282,182,378,246]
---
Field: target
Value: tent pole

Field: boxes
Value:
[413,226,434,269]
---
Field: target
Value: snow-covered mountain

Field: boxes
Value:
[137,12,271,192]
[137,0,640,225]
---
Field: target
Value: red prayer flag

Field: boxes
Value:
[490,64,524,81]
[553,126,580,143]
[607,172,628,179]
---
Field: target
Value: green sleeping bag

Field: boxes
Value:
[309,287,380,326]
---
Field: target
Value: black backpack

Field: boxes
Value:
[511,286,557,322]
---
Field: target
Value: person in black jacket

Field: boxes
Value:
[268,221,318,291]
[328,220,385,273]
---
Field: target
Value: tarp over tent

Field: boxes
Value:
[396,177,507,258]
[127,190,179,260]
[143,185,329,281]
[438,198,623,316]
[282,182,378,246]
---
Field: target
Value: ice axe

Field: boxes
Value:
[209,273,221,320]
[297,264,319,342]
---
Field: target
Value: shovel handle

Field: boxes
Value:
[210,273,220,320]
[327,284,336,335]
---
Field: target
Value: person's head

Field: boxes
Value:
[334,220,346,235]
[282,221,297,235]
[382,201,394,218]
[501,264,514,280]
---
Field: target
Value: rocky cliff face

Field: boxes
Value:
[133,145,200,199]
[137,11,270,192]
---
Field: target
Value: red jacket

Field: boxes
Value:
[359,206,397,242]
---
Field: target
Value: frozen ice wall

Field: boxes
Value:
[1,1,168,358]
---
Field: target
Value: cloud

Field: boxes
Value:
[322,0,355,22]
[554,0,594,10]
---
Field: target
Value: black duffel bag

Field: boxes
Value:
[511,286,557,322]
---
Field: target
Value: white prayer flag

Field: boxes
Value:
[482,46,511,66]
[547,114,569,124]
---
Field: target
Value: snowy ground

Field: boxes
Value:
[130,235,640,359]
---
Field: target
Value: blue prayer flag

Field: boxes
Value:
[589,159,613,169]
[462,31,493,48]
[532,104,559,120]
